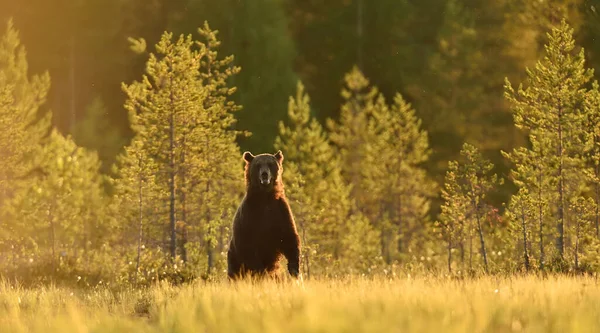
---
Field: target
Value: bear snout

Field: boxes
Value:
[260,169,271,185]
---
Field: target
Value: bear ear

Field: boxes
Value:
[243,151,255,163]
[274,150,284,163]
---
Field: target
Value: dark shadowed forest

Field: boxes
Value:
[1,0,600,287]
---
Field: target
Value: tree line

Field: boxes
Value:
[1,16,599,287]
[1,1,599,201]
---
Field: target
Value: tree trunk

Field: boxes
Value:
[300,217,310,279]
[447,226,452,273]
[473,198,489,274]
[397,193,403,256]
[557,109,565,258]
[136,166,143,282]
[595,171,600,239]
[459,236,465,272]
[575,216,580,271]
[468,216,473,272]
[206,221,213,276]
[205,136,213,276]
[48,204,56,272]
[520,200,530,271]
[180,140,188,263]
[218,224,225,253]
[180,224,188,263]
[168,80,177,260]
[538,166,545,270]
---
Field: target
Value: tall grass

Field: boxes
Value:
[1,275,599,332]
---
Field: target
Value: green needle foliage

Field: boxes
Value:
[504,19,593,269]
[438,143,501,275]
[5,130,107,278]
[328,66,435,267]
[275,81,379,275]
[118,22,243,280]
[0,19,51,208]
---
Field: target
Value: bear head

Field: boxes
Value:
[243,150,284,194]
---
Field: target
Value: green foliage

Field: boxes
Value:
[0,19,51,207]
[363,92,436,263]
[438,143,502,275]
[503,187,536,272]
[504,19,594,268]
[3,129,108,281]
[328,66,435,265]
[7,2,600,287]
[118,23,243,279]
[275,81,379,275]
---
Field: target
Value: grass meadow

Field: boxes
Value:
[1,274,600,333]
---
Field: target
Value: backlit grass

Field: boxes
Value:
[1,274,599,332]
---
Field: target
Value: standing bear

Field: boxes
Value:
[227,150,301,280]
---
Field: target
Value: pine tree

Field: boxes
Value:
[461,143,502,273]
[438,160,468,273]
[584,81,600,239]
[275,81,378,275]
[502,138,554,270]
[0,19,52,261]
[121,24,243,274]
[504,19,593,262]
[568,196,595,271]
[193,22,245,275]
[328,66,434,264]
[0,19,51,204]
[327,66,377,208]
[439,143,501,274]
[5,129,106,271]
[364,92,436,262]
[504,187,536,271]
[122,32,202,260]
[109,134,163,282]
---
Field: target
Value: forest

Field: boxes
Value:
[2,0,600,288]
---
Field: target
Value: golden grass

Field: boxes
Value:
[1,274,599,332]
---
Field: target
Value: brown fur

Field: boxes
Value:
[227,150,301,280]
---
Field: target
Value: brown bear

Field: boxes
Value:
[226,150,301,280]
